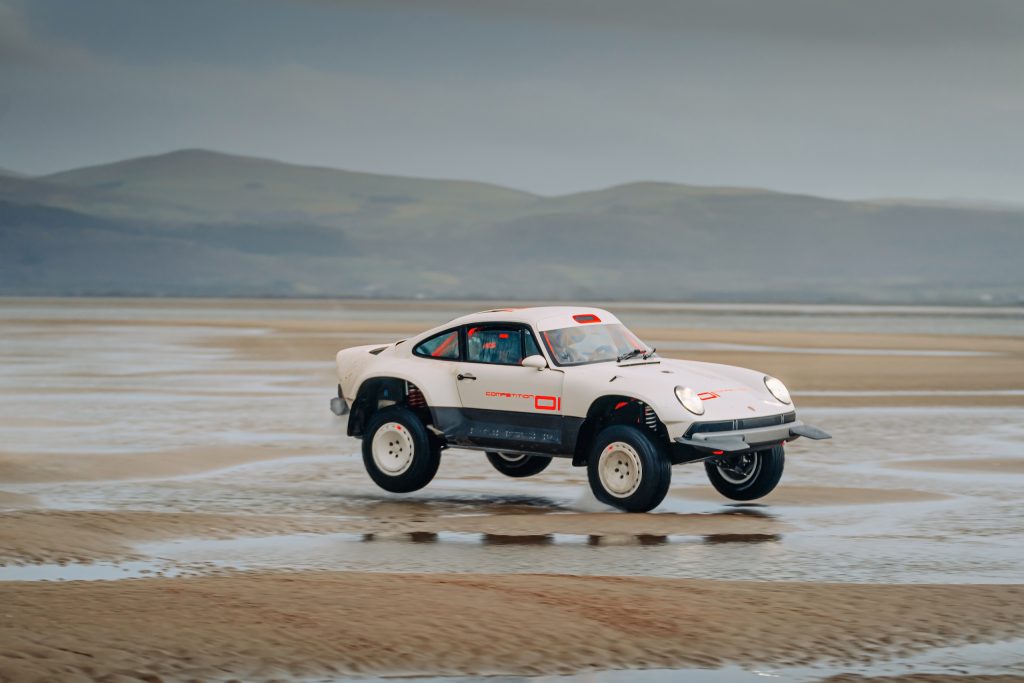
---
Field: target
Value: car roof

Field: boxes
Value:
[443,306,621,332]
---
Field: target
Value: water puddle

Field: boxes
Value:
[333,637,1024,682]
[0,560,184,582]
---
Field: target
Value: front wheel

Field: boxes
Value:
[704,445,785,501]
[587,425,671,513]
[485,452,552,478]
[362,406,441,493]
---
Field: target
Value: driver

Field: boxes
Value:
[549,327,588,363]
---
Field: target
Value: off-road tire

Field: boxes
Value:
[704,445,785,501]
[362,406,441,493]
[485,452,552,478]
[587,425,672,512]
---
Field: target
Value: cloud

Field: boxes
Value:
[0,0,97,68]
[2,0,1022,202]
[0,1,45,64]
[313,0,1024,46]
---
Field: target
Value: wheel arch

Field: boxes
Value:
[570,394,669,466]
[348,373,436,438]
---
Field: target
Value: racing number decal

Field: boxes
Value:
[534,395,561,411]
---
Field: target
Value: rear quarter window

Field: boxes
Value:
[413,329,460,359]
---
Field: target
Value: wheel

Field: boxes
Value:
[362,406,441,493]
[485,451,552,478]
[587,425,671,512]
[704,445,785,501]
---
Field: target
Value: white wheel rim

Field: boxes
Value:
[497,452,526,463]
[717,452,761,485]
[371,422,415,475]
[598,442,643,498]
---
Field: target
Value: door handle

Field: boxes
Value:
[457,372,477,381]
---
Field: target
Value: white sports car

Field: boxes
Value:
[331,306,830,512]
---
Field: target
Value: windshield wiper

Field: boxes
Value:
[617,347,657,362]
[616,349,645,362]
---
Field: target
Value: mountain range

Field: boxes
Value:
[2,149,1021,303]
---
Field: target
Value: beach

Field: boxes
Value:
[1,298,1023,682]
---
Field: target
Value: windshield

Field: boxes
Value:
[540,323,652,366]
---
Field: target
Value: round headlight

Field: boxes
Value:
[764,376,791,404]
[674,386,705,415]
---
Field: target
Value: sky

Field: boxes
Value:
[1,0,1022,201]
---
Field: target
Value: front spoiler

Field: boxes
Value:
[674,420,831,454]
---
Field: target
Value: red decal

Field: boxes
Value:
[485,391,533,399]
[572,313,601,324]
[698,391,720,401]
[535,395,560,411]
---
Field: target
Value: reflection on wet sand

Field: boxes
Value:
[483,533,554,546]
[703,533,783,545]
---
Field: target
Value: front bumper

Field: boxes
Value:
[674,419,831,454]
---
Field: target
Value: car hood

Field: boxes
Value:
[570,357,791,419]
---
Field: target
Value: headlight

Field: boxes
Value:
[764,376,791,404]
[674,386,704,415]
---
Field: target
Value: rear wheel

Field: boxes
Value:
[704,446,785,501]
[362,406,441,493]
[485,452,552,478]
[587,425,671,512]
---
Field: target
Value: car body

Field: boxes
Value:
[331,306,830,511]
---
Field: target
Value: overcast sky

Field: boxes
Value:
[1,0,1022,201]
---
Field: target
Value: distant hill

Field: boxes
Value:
[40,149,533,224]
[2,149,1022,303]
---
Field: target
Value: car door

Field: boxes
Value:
[454,324,565,453]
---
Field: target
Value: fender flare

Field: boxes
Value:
[348,373,437,437]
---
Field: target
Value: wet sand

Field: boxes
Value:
[0,509,787,565]
[886,457,1024,474]
[4,573,1024,682]
[0,444,325,484]
[1,298,1023,681]
[672,485,951,506]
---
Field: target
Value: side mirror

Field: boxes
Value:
[522,354,547,370]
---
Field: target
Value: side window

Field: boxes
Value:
[466,327,525,366]
[524,329,541,358]
[413,329,460,359]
